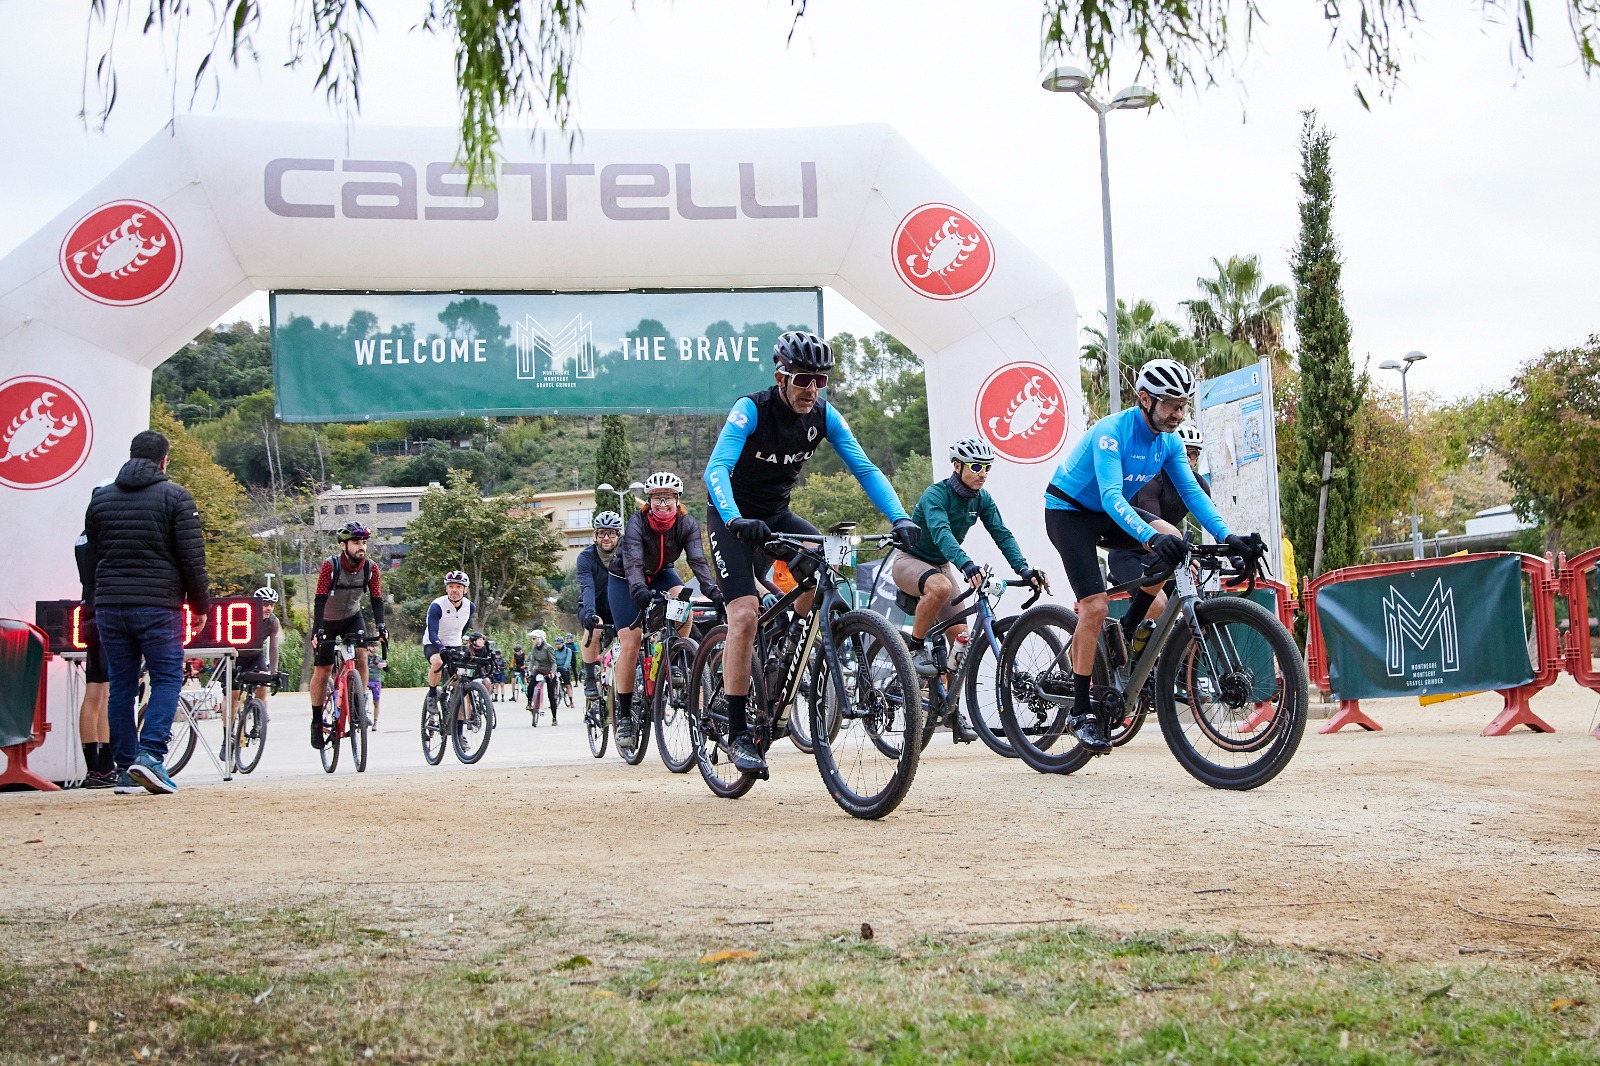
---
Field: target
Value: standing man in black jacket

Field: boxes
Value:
[84,431,210,795]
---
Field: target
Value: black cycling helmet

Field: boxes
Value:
[773,330,834,372]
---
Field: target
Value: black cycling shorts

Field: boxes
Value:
[313,614,369,667]
[705,508,819,603]
[1045,506,1158,600]
[83,619,108,684]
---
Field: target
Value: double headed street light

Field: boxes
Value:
[596,481,646,515]
[1378,350,1428,560]
[1042,66,1159,414]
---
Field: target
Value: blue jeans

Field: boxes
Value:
[96,605,186,768]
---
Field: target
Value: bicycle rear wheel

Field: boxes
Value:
[346,672,368,773]
[685,624,757,799]
[420,691,447,765]
[811,610,925,820]
[655,636,698,773]
[996,606,1095,776]
[1155,596,1307,790]
[233,696,268,774]
[136,693,200,776]
[452,680,495,764]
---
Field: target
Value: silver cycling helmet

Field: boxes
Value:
[592,510,624,531]
[948,437,997,464]
[1134,358,1197,401]
[1176,420,1205,449]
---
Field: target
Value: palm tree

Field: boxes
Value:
[1181,254,1293,376]
[1080,299,1200,418]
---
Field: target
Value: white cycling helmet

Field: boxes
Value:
[948,437,997,465]
[252,586,279,603]
[643,471,683,495]
[443,569,470,587]
[592,510,623,531]
[1176,421,1205,449]
[530,629,546,642]
[1134,358,1197,401]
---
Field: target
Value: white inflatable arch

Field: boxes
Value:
[0,118,1079,618]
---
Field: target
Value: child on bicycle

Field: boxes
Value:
[606,471,724,746]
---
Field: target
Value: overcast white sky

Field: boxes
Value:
[2,0,1595,400]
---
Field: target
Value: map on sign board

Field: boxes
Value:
[1196,363,1283,577]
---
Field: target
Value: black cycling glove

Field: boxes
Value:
[728,516,772,550]
[1225,533,1267,562]
[1147,533,1188,569]
[890,519,921,551]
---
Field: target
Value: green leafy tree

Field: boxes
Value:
[1181,254,1294,376]
[1281,112,1363,580]
[1080,299,1199,419]
[89,2,1600,184]
[402,470,564,618]
[150,398,256,593]
[595,415,631,495]
[1353,386,1436,545]
[789,454,930,537]
[1455,338,1600,554]
[808,332,930,476]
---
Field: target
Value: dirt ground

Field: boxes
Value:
[3,678,1598,969]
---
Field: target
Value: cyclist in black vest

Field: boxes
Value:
[704,330,921,774]
[576,510,623,698]
[309,522,386,749]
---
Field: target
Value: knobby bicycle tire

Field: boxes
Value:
[615,659,650,766]
[655,635,699,774]
[996,605,1095,776]
[1153,596,1308,790]
[964,616,1021,758]
[346,671,368,773]
[452,680,495,764]
[421,689,447,765]
[685,624,758,799]
[585,695,609,758]
[810,609,925,820]
[233,696,268,774]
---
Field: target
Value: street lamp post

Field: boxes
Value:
[1042,66,1159,414]
[596,481,647,515]
[1378,350,1428,560]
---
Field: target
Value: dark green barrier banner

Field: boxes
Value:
[270,289,822,422]
[1317,556,1533,699]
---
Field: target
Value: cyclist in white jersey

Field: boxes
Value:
[424,570,476,707]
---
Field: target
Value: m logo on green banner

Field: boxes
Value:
[270,288,822,422]
[1317,556,1532,700]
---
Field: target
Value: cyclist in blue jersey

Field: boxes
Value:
[705,330,921,774]
[1044,358,1264,753]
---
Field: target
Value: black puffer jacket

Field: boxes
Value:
[84,459,210,614]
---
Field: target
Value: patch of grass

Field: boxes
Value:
[1,901,1596,1064]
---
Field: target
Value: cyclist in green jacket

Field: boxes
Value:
[893,437,1049,677]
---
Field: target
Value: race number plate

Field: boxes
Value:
[823,535,855,569]
[665,598,693,623]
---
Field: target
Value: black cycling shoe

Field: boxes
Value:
[309,713,325,749]
[1070,714,1112,754]
[728,732,767,774]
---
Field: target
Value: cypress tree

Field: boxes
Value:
[1282,111,1363,583]
[595,415,631,501]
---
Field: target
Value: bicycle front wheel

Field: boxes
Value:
[135,693,200,777]
[964,617,1024,758]
[346,672,368,773]
[419,692,446,765]
[452,681,495,764]
[811,610,925,820]
[585,695,609,758]
[685,624,757,800]
[233,697,268,774]
[1154,596,1308,790]
[996,606,1095,776]
[319,705,340,774]
[655,636,699,773]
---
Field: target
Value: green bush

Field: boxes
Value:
[277,629,304,692]
[382,641,431,688]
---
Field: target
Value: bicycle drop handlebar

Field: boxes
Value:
[947,570,1047,611]
[1107,538,1272,598]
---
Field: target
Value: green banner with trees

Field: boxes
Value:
[1316,556,1533,700]
[271,289,822,422]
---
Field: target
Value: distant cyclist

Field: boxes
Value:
[894,437,1048,678]
[310,523,386,749]
[704,331,919,774]
[1106,419,1212,633]
[230,585,282,725]
[552,634,576,709]
[525,629,559,723]
[1044,359,1261,753]
[607,471,723,747]
[576,510,622,699]
[424,571,476,712]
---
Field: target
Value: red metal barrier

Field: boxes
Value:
[1557,547,1600,739]
[1304,553,1562,736]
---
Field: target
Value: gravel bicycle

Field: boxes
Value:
[909,565,1046,755]
[998,536,1307,789]
[685,525,924,820]
[527,669,548,727]
[230,667,286,775]
[317,633,384,774]
[421,646,496,765]
[138,657,283,778]
[638,592,703,774]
